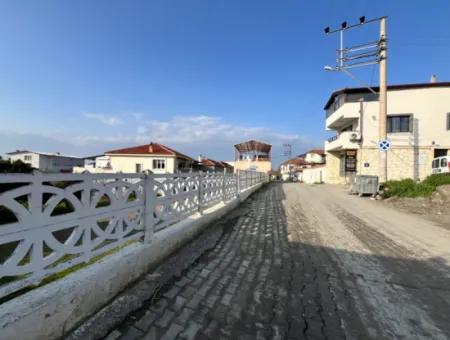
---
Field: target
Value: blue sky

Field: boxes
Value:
[1,0,449,165]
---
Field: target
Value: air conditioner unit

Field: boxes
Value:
[349,132,362,141]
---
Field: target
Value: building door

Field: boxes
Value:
[135,163,143,173]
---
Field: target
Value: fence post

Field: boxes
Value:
[222,168,226,202]
[236,170,240,197]
[143,173,155,243]
[198,173,203,214]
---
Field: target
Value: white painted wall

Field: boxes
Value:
[305,153,324,163]
[107,154,176,174]
[302,166,326,184]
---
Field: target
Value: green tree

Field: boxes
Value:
[0,159,34,173]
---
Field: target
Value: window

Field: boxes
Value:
[346,93,379,103]
[447,113,450,130]
[387,115,412,133]
[152,159,166,169]
[24,155,32,161]
[441,158,447,167]
[432,159,439,169]
[135,163,143,173]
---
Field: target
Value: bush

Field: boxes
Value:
[422,173,450,188]
[384,173,450,198]
[0,159,33,173]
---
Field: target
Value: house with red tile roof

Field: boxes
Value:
[194,156,234,173]
[97,142,195,174]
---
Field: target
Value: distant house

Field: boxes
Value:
[304,149,326,164]
[279,157,307,181]
[6,150,84,173]
[96,143,195,174]
[280,149,326,181]
[195,156,234,173]
[73,155,113,174]
[234,140,272,173]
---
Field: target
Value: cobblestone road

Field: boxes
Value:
[107,183,450,340]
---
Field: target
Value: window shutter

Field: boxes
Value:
[447,113,450,130]
[409,115,414,133]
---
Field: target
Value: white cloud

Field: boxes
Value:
[1,114,316,163]
[132,115,306,145]
[83,113,124,126]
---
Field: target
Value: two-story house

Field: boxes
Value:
[279,157,307,181]
[304,149,326,164]
[234,140,272,173]
[324,81,450,184]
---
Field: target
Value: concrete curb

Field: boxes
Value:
[0,184,263,340]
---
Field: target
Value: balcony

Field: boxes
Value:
[325,131,361,152]
[325,102,360,130]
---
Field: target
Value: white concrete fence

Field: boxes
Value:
[0,170,268,300]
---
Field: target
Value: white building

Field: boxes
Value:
[279,157,307,181]
[73,155,114,174]
[7,151,84,173]
[75,143,195,174]
[324,81,450,184]
[304,149,326,164]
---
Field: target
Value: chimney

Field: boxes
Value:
[430,74,438,83]
[198,154,203,162]
[148,143,153,153]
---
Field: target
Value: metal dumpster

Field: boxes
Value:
[349,175,379,196]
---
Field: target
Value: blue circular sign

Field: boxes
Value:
[378,140,391,151]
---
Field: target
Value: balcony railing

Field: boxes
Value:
[325,131,361,151]
[327,135,338,143]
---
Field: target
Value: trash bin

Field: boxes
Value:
[349,175,379,196]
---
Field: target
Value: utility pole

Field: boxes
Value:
[283,143,293,179]
[378,17,388,182]
[324,16,388,183]
[283,143,292,159]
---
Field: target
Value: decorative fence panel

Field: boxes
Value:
[0,170,268,299]
[223,173,237,202]
[151,173,200,232]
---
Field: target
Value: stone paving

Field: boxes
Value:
[99,181,450,340]
[109,183,346,340]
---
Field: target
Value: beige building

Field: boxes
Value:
[75,143,194,174]
[233,140,272,174]
[324,82,450,184]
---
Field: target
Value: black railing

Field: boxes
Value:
[327,135,338,143]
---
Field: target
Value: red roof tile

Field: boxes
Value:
[105,143,194,161]
[307,149,325,155]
